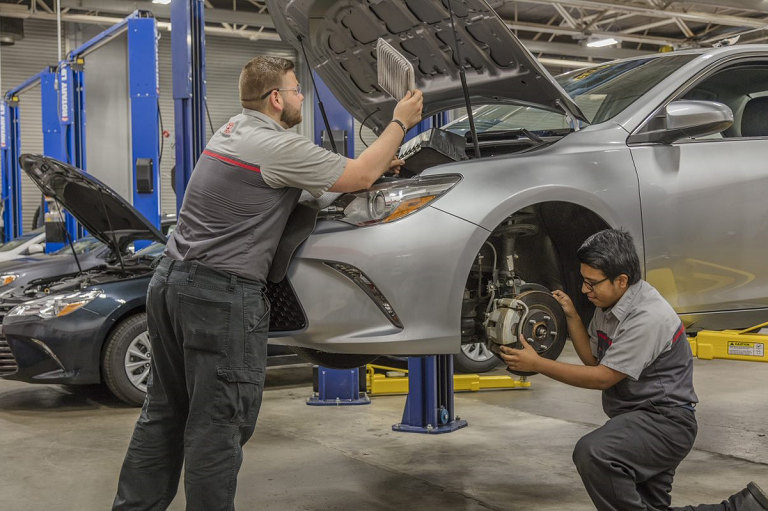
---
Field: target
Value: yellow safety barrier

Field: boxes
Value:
[365,363,531,396]
[689,321,768,363]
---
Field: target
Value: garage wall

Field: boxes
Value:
[0,19,62,233]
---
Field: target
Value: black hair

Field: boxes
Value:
[577,229,641,285]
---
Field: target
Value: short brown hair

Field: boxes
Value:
[239,56,295,111]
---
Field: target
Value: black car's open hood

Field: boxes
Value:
[20,155,165,253]
[267,0,586,133]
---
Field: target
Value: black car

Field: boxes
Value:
[0,156,304,405]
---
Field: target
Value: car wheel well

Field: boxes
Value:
[98,306,146,380]
[463,202,611,342]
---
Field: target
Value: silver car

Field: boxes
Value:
[265,0,768,371]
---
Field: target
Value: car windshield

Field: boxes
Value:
[445,54,698,134]
[133,242,165,258]
[52,236,104,256]
[0,228,42,252]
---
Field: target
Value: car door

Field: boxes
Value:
[629,59,768,315]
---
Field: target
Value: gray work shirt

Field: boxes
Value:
[588,280,698,418]
[165,109,346,282]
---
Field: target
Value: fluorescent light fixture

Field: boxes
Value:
[587,37,619,48]
[152,0,172,4]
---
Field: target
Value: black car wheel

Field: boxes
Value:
[289,346,378,369]
[454,342,501,373]
[103,313,151,406]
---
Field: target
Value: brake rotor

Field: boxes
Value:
[506,290,568,377]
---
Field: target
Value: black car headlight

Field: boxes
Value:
[330,175,460,227]
[7,289,103,319]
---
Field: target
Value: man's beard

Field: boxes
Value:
[281,102,302,128]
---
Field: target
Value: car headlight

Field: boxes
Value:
[331,175,461,226]
[0,274,18,286]
[7,289,103,319]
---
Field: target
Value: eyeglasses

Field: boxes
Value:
[582,276,610,292]
[259,84,302,100]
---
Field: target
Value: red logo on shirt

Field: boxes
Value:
[222,122,235,137]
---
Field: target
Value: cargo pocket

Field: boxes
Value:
[178,294,231,354]
[212,367,265,425]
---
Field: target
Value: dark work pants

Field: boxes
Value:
[573,406,698,511]
[113,257,269,511]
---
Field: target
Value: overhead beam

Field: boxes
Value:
[514,0,768,29]
[0,5,281,41]
[553,3,579,28]
[522,39,649,59]
[506,20,682,46]
[58,0,275,28]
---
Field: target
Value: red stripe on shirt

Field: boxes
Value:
[203,150,261,173]
[672,323,686,345]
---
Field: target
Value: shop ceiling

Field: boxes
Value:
[1,1,767,66]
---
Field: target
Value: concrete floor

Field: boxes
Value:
[1,344,767,510]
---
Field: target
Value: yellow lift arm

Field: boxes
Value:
[365,364,531,396]
[689,321,768,363]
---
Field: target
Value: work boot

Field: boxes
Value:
[745,482,768,510]
[673,482,768,511]
[726,482,768,511]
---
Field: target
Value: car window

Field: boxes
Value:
[681,63,768,139]
[134,242,165,258]
[0,231,40,252]
[52,236,104,255]
[445,54,698,134]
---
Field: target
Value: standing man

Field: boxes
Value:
[500,229,768,511]
[113,56,423,510]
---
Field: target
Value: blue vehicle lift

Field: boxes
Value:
[171,0,207,211]
[67,10,161,244]
[1,10,160,247]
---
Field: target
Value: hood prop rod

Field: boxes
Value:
[54,199,82,274]
[448,0,481,159]
[98,190,126,274]
[297,34,338,154]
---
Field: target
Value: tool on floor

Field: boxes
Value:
[689,321,768,363]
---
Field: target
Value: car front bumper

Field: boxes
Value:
[0,308,105,385]
[272,206,489,355]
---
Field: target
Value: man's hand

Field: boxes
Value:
[552,290,578,320]
[387,158,404,176]
[499,334,541,373]
[393,90,424,129]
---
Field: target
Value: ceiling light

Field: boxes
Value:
[152,0,172,4]
[586,37,619,48]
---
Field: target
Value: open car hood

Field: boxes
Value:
[20,155,165,253]
[267,0,586,133]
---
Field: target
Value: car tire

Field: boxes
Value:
[454,343,501,373]
[103,313,151,406]
[289,346,378,369]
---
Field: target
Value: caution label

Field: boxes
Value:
[727,341,764,357]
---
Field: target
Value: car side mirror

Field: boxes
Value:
[27,243,45,255]
[628,100,733,145]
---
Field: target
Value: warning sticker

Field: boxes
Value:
[727,341,765,357]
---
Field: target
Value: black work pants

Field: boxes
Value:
[113,257,269,511]
[573,406,698,511]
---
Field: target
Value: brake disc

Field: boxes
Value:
[486,290,568,377]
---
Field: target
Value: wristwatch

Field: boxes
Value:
[391,119,408,138]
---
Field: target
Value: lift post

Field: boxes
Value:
[67,10,161,242]
[0,95,21,242]
[392,356,468,434]
[307,366,370,406]
[171,0,207,209]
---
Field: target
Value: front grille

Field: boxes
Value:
[0,336,17,376]
[266,278,306,332]
[0,301,20,376]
